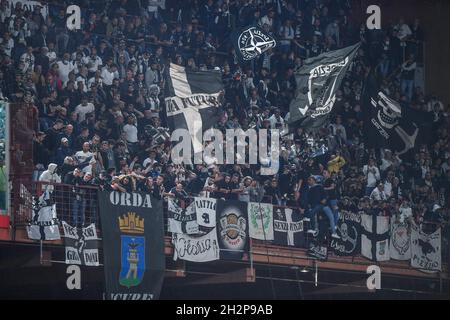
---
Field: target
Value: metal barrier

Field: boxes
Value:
[11,181,99,227]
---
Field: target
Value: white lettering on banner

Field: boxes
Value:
[194,197,216,228]
[165,94,221,116]
[172,229,220,262]
[66,265,81,290]
[109,191,152,208]
[110,293,154,300]
[6,0,49,19]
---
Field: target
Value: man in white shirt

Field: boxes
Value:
[268,109,285,129]
[57,53,75,83]
[260,9,275,30]
[74,142,94,165]
[0,32,14,57]
[363,158,381,196]
[370,183,388,201]
[47,42,57,64]
[143,149,157,169]
[123,116,138,144]
[74,96,95,123]
[19,46,35,73]
[101,63,119,86]
[82,47,103,75]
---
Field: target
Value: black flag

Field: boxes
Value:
[165,63,224,154]
[289,43,360,128]
[216,199,249,260]
[99,191,165,300]
[272,206,305,248]
[232,25,277,64]
[362,71,434,155]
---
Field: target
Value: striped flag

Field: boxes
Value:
[165,64,224,154]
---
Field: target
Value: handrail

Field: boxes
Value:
[11,181,450,228]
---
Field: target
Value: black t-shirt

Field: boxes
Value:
[216,180,231,199]
[228,181,240,201]
[323,178,337,200]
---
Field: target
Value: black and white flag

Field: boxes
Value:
[330,210,361,256]
[233,25,276,63]
[389,218,411,261]
[165,63,223,154]
[248,202,274,241]
[168,199,199,235]
[216,200,249,260]
[289,43,360,128]
[27,192,60,241]
[362,71,434,155]
[411,222,441,272]
[272,207,305,247]
[62,221,100,266]
[361,214,390,262]
[172,228,220,263]
[307,244,328,261]
[194,197,216,229]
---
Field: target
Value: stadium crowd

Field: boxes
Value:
[0,0,448,248]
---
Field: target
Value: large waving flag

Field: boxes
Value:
[289,43,360,128]
[165,63,224,154]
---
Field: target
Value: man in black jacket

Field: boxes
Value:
[305,176,340,239]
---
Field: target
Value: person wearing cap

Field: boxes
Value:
[55,137,73,166]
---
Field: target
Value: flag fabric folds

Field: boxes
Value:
[361,214,390,261]
[289,43,360,128]
[165,63,224,154]
[362,71,434,155]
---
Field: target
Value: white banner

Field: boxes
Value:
[361,214,390,261]
[27,194,60,240]
[62,221,99,266]
[248,202,274,240]
[194,197,216,228]
[172,228,220,262]
[411,222,441,272]
[7,0,48,19]
[389,218,411,260]
[168,199,199,235]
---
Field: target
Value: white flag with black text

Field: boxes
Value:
[165,63,223,154]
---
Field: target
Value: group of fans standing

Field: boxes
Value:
[0,1,448,255]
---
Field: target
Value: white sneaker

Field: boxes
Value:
[331,233,340,239]
[307,229,318,237]
[303,217,311,222]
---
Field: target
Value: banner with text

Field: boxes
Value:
[99,191,165,300]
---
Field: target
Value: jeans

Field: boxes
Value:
[329,199,340,227]
[72,197,86,227]
[379,59,390,77]
[401,79,414,101]
[306,204,337,234]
